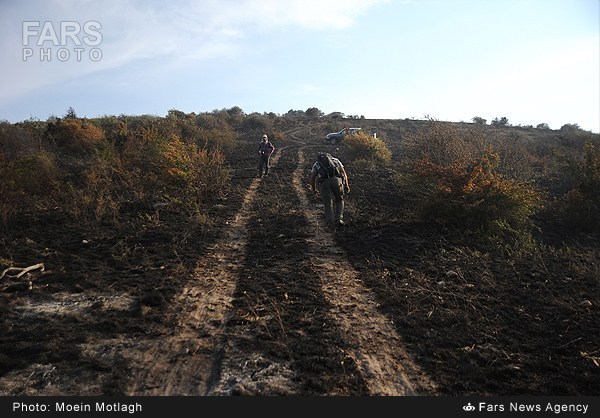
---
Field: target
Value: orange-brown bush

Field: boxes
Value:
[65,144,124,222]
[343,131,392,164]
[400,120,488,166]
[94,116,129,149]
[411,149,544,243]
[0,151,60,226]
[111,127,230,222]
[401,121,544,183]
[44,118,104,155]
[34,119,233,224]
[160,134,230,207]
[397,121,545,243]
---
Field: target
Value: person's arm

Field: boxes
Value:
[309,168,319,195]
[335,159,350,193]
[340,166,350,193]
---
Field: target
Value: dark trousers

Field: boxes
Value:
[319,177,344,225]
[258,154,271,175]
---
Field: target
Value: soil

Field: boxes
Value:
[0,122,598,397]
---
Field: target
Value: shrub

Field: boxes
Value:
[306,107,324,118]
[578,141,600,198]
[491,117,510,126]
[115,126,176,208]
[94,116,129,149]
[411,148,544,243]
[0,122,37,157]
[560,123,581,131]
[119,128,230,221]
[195,114,238,152]
[401,119,541,183]
[0,151,60,226]
[44,118,104,155]
[61,125,231,223]
[152,134,230,220]
[491,131,540,182]
[400,120,488,167]
[343,131,392,164]
[242,114,273,138]
[555,140,600,231]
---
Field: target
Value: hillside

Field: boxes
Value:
[0,114,598,396]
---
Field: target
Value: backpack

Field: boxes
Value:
[317,153,341,179]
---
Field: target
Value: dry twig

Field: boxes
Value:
[0,263,45,280]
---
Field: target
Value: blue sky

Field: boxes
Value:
[1,0,598,131]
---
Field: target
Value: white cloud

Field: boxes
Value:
[0,0,388,105]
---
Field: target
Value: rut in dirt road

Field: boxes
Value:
[291,148,437,395]
[126,151,286,395]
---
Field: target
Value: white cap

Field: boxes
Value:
[262,134,268,139]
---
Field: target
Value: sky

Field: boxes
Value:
[0,0,598,132]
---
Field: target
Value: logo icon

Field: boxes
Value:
[463,403,475,412]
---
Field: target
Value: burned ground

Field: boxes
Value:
[0,119,598,396]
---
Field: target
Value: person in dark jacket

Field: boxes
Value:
[308,152,350,227]
[257,134,275,177]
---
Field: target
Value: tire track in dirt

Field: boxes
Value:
[203,146,306,396]
[125,151,287,395]
[292,147,438,396]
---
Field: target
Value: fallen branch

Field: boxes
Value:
[0,263,45,280]
[580,351,600,368]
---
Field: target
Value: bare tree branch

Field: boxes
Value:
[0,263,45,280]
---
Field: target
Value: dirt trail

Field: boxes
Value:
[125,152,285,395]
[291,148,436,395]
[125,127,437,395]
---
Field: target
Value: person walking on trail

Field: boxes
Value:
[309,152,350,227]
[258,134,275,177]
